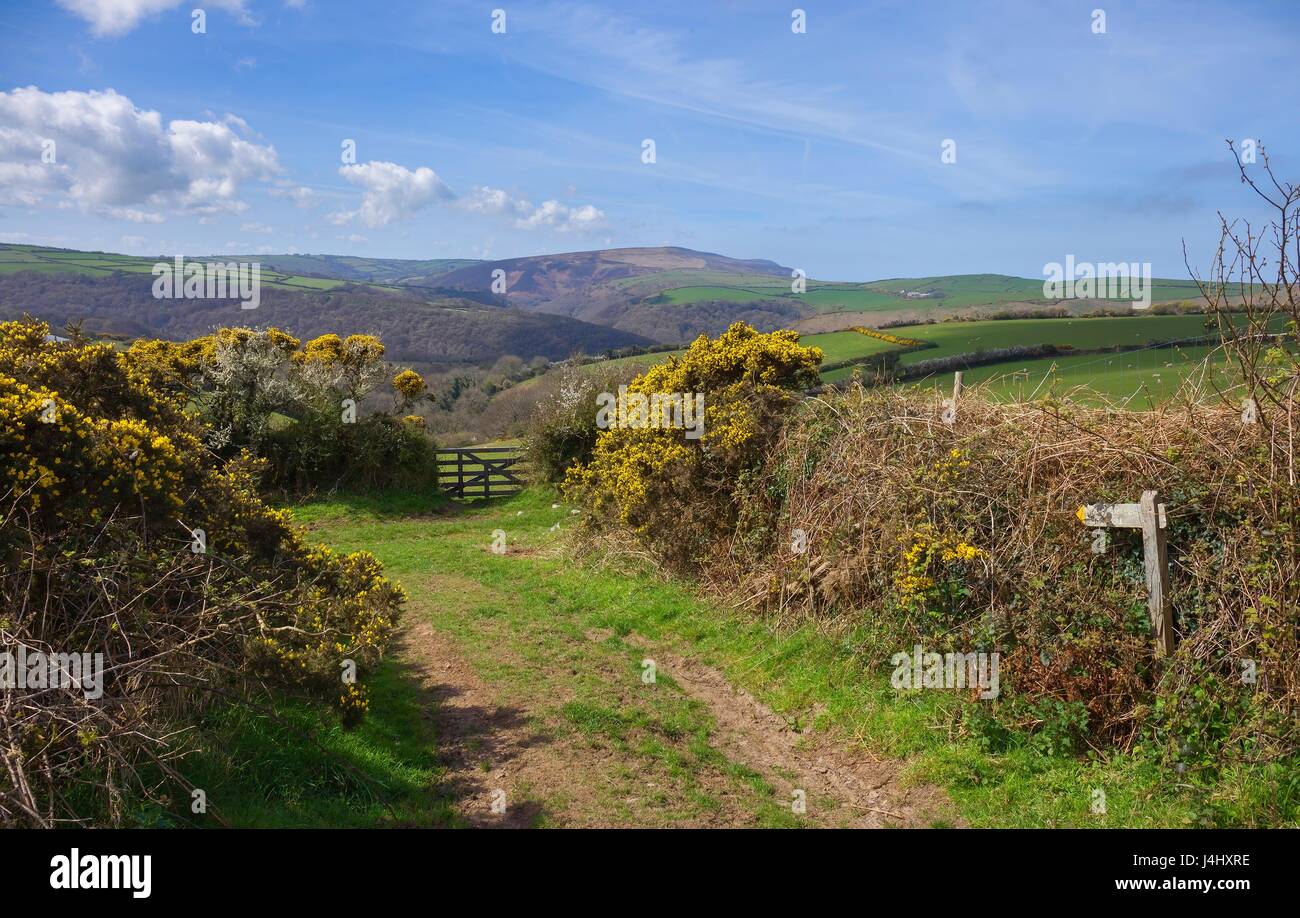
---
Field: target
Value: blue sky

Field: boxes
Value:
[1,0,1296,279]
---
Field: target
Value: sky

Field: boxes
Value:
[0,0,1297,280]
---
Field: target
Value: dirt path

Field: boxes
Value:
[396,618,601,827]
[642,640,962,827]
[397,617,960,828]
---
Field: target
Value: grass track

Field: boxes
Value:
[165,487,1297,827]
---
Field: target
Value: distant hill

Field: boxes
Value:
[421,248,1206,343]
[0,268,650,367]
[218,253,482,285]
[0,243,1212,350]
[430,245,788,313]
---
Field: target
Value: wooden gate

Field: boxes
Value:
[438,447,527,500]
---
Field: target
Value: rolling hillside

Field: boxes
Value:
[0,242,1225,378]
[414,247,1211,342]
[0,256,650,367]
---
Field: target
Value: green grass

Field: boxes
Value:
[170,664,458,828]
[795,286,917,311]
[0,261,110,276]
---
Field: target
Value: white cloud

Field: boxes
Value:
[460,184,528,219]
[0,162,60,206]
[461,185,605,232]
[329,161,452,228]
[0,87,281,220]
[521,201,605,232]
[269,184,319,208]
[106,206,164,223]
[240,221,273,234]
[55,0,250,37]
[330,169,607,233]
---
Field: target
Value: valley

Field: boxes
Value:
[0,241,1256,442]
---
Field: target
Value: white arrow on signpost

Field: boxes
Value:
[1078,489,1175,657]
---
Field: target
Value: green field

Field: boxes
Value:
[645,272,1209,315]
[805,314,1276,406]
[652,284,795,305]
[891,314,1219,366]
[613,270,794,298]
[5,242,1259,408]
[803,330,901,364]
[591,318,1238,402]
[901,345,1241,405]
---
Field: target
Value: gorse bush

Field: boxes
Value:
[563,322,821,567]
[0,319,405,826]
[127,327,436,492]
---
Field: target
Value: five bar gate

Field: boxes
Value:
[437,447,527,500]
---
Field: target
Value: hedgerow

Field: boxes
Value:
[555,321,1297,821]
[0,319,405,826]
[731,383,1297,803]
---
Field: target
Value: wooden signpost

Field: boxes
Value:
[942,371,964,426]
[1079,490,1175,656]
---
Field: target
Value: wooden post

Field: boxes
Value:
[1139,490,1174,657]
[1079,489,1175,656]
[942,372,963,427]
